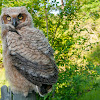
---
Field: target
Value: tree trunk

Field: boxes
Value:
[44,1,49,41]
[61,0,64,9]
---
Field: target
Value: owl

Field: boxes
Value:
[0,6,58,97]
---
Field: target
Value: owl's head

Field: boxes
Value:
[0,6,33,29]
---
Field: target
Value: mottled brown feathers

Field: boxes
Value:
[0,6,58,97]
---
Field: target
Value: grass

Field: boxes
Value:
[78,88,100,100]
[78,76,100,100]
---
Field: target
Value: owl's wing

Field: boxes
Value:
[7,29,58,86]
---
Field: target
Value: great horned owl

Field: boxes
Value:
[0,6,58,97]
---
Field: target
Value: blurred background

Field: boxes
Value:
[0,0,100,100]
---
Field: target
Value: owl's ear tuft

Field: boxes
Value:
[2,7,7,12]
[21,6,27,10]
[20,6,28,13]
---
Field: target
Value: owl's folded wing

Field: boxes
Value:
[10,52,58,86]
[7,29,58,86]
[8,41,58,87]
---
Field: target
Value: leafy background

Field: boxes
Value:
[0,0,100,100]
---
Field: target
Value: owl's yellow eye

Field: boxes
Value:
[7,16,11,21]
[18,16,23,20]
[18,14,23,20]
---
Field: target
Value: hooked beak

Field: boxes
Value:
[12,18,18,27]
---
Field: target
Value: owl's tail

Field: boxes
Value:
[37,84,52,97]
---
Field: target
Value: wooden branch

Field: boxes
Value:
[0,85,36,100]
[52,0,65,44]
[52,16,61,45]
[61,0,64,9]
[44,2,49,41]
[0,85,10,100]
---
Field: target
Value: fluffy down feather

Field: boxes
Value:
[0,6,58,97]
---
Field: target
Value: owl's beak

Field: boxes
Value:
[12,18,18,27]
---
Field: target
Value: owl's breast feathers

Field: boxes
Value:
[7,27,58,86]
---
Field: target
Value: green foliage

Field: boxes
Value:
[78,76,100,100]
[0,0,100,100]
[87,45,100,65]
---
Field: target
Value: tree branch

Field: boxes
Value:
[44,2,49,41]
[52,0,65,44]
[61,0,64,9]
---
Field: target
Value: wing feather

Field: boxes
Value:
[7,28,58,86]
[10,53,58,86]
